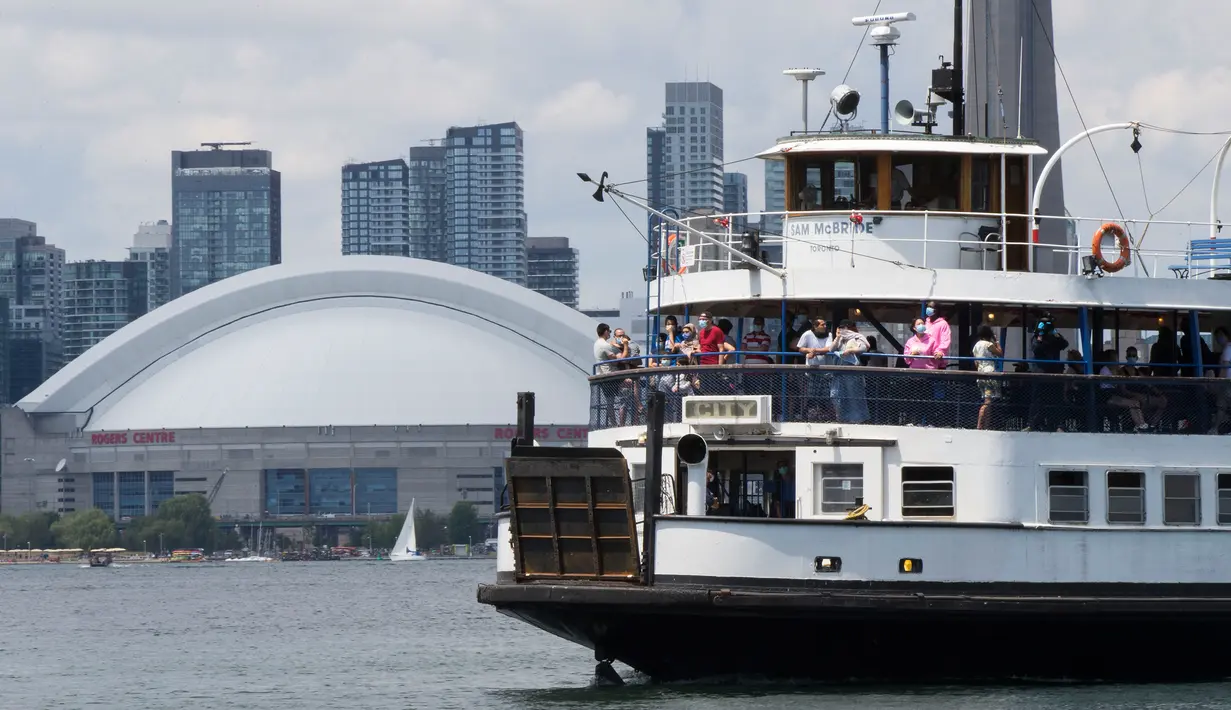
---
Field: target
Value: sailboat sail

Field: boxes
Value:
[390,499,424,561]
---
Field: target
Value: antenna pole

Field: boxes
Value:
[1016,38,1025,139]
[802,80,809,133]
[879,45,890,134]
[952,0,965,136]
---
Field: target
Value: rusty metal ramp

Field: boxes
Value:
[505,445,641,583]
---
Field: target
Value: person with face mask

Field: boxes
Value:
[695,311,727,365]
[797,318,834,367]
[742,318,773,364]
[923,301,952,367]
[903,318,941,370]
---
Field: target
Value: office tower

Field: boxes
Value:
[663,82,724,216]
[63,260,150,361]
[340,158,410,257]
[723,172,749,233]
[646,126,668,240]
[170,144,281,298]
[763,160,786,236]
[129,220,172,312]
[444,122,527,286]
[526,237,580,309]
[0,221,64,402]
[408,145,448,262]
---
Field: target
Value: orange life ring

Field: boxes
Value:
[659,233,688,275]
[1091,222,1131,273]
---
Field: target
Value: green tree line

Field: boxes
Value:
[361,501,487,550]
[0,494,235,554]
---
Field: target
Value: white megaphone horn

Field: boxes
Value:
[894,99,916,127]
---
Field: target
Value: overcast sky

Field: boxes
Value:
[1,0,1228,308]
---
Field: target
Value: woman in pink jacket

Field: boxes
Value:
[903,318,941,369]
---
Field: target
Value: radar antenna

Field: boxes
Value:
[200,141,253,150]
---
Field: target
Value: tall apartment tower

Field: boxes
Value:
[128,220,172,312]
[645,126,669,241]
[662,82,724,216]
[525,237,580,309]
[444,122,527,286]
[62,259,150,361]
[340,158,410,257]
[407,145,448,262]
[723,172,749,233]
[170,145,281,298]
[0,220,64,403]
[763,160,786,237]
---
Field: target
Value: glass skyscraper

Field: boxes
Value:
[129,220,172,313]
[341,159,410,256]
[408,145,448,262]
[525,237,580,308]
[62,259,150,361]
[723,172,749,233]
[170,146,281,298]
[663,82,724,216]
[0,220,64,403]
[763,160,786,237]
[444,122,527,286]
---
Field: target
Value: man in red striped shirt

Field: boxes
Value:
[742,317,773,364]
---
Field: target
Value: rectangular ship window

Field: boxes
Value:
[1218,474,1231,525]
[901,466,955,517]
[1047,470,1088,524]
[817,463,862,514]
[1163,472,1201,526]
[1106,470,1145,525]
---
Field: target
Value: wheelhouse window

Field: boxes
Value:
[789,156,877,211]
[1106,470,1145,525]
[892,154,961,211]
[1047,470,1088,524]
[1163,472,1201,526]
[817,463,862,514]
[1218,474,1231,525]
[901,466,955,517]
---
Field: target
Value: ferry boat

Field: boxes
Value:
[478,8,1231,684]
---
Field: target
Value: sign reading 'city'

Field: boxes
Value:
[680,396,771,425]
[90,430,178,446]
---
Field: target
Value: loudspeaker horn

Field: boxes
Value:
[894,99,916,126]
[676,433,708,465]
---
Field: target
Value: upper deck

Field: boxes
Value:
[646,131,1230,313]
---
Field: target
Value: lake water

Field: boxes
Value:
[2,560,1227,709]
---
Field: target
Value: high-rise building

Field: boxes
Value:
[0,221,64,403]
[763,160,786,237]
[129,220,172,313]
[645,126,668,240]
[663,82,724,216]
[408,145,448,262]
[63,260,150,361]
[341,158,410,257]
[526,237,580,309]
[444,122,527,286]
[170,145,281,298]
[723,172,749,233]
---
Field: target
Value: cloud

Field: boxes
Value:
[0,0,1229,303]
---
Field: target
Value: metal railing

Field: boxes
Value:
[589,360,1231,436]
[653,209,1227,278]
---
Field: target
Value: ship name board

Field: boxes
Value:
[787,218,874,238]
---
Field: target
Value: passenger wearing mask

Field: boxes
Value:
[742,318,773,364]
[924,301,952,367]
[827,320,871,424]
[903,318,941,369]
[797,318,836,412]
[696,311,727,365]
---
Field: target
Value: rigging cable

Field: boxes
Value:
[817,0,883,133]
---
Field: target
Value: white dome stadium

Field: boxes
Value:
[18,256,597,430]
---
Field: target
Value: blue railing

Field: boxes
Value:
[589,356,1230,435]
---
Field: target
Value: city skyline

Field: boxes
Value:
[0,2,1227,308]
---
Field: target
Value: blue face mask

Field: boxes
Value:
[915,324,927,335]
[925,307,935,318]
[698,319,709,329]
[1126,355,1138,365]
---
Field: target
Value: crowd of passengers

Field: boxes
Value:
[593,302,1231,435]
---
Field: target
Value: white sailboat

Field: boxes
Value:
[389,498,425,562]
